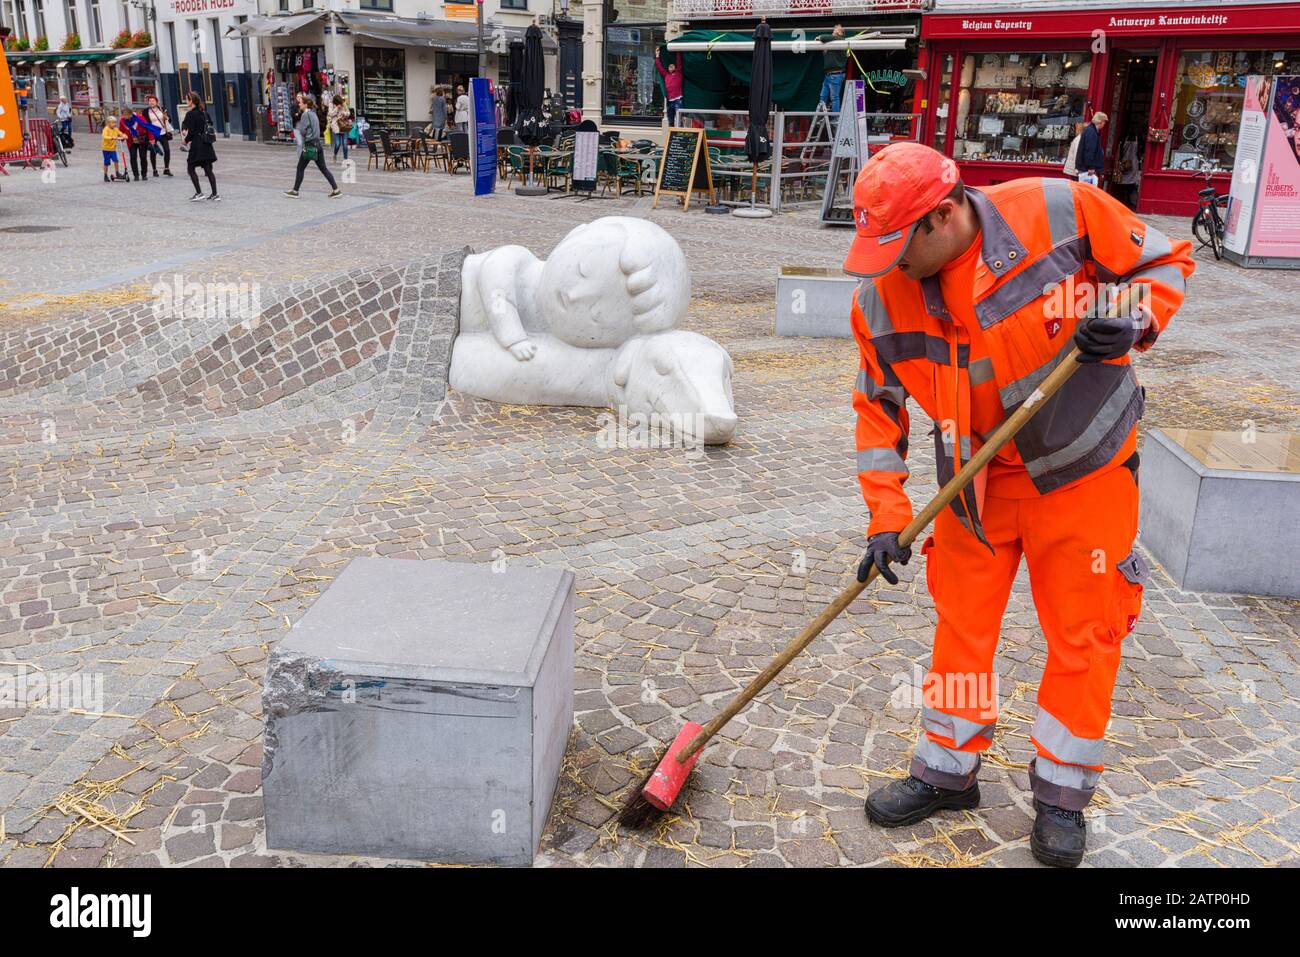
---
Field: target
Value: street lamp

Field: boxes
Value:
[127,0,161,105]
[477,0,485,80]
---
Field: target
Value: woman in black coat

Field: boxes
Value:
[182,92,220,203]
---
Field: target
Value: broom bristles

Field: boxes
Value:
[616,752,669,830]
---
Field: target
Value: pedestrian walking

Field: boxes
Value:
[118,112,151,181]
[145,93,175,177]
[285,93,341,198]
[328,94,353,162]
[181,91,220,202]
[844,142,1194,868]
[1077,111,1108,185]
[454,85,470,132]
[1062,121,1084,178]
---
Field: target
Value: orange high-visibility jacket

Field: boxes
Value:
[851,178,1195,542]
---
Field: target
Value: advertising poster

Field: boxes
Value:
[1252,75,1300,259]
[469,77,497,197]
[1226,75,1300,266]
[1223,76,1270,254]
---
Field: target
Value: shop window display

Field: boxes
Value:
[604,0,666,123]
[931,53,954,155]
[357,46,406,135]
[1164,48,1300,172]
[950,51,1090,164]
[603,24,666,121]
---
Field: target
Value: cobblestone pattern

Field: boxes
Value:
[0,250,463,865]
[0,155,1296,867]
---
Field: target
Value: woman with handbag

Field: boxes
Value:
[286,93,341,198]
[145,94,175,177]
[328,94,353,162]
[182,91,220,202]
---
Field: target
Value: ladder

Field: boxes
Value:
[820,80,865,226]
[800,101,835,166]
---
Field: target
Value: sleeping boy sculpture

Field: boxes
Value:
[450,216,739,446]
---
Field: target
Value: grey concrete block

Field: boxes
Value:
[262,557,575,865]
[774,267,857,338]
[1140,428,1299,598]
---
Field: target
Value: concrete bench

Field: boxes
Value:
[774,266,857,338]
[262,557,575,866]
[1139,428,1299,598]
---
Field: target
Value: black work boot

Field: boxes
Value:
[1031,800,1086,868]
[865,775,980,827]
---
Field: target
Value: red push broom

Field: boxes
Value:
[618,339,1099,828]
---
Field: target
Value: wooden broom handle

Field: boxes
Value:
[678,335,1105,763]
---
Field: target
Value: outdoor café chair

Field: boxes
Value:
[503,145,529,188]
[379,129,411,171]
[365,130,383,171]
[448,132,471,174]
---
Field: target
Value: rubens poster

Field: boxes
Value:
[1227,75,1300,261]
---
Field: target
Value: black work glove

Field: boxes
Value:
[1073,315,1136,363]
[857,532,912,585]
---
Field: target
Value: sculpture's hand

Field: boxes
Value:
[508,339,538,361]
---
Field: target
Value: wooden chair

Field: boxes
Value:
[365,130,382,171]
[407,132,428,173]
[425,136,450,173]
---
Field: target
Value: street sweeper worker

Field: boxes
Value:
[845,142,1194,867]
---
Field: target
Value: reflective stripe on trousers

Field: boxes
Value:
[909,465,1141,809]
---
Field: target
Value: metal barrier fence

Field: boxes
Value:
[676,108,920,212]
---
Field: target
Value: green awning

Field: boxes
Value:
[662,31,827,113]
[5,48,123,63]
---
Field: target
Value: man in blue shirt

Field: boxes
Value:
[1077,111,1108,182]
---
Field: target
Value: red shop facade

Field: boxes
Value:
[915,3,1300,215]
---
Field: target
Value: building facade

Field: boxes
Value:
[155,0,260,137]
[3,0,159,121]
[917,0,1300,214]
[222,0,567,142]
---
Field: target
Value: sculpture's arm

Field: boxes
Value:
[477,251,538,361]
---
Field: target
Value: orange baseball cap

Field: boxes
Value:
[843,143,962,278]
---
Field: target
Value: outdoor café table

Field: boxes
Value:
[528,147,573,190]
[606,149,660,187]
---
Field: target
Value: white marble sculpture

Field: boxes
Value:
[450,217,738,445]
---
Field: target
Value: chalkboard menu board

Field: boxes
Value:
[653,127,715,210]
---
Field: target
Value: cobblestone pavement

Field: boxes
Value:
[0,141,1297,868]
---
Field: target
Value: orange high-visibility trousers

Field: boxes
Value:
[911,465,1146,810]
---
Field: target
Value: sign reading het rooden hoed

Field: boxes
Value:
[923,2,1300,38]
[164,0,256,14]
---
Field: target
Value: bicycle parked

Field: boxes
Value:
[1190,162,1228,261]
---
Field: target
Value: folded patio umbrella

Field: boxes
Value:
[745,20,773,165]
[518,24,545,147]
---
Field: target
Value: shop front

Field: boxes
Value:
[917,2,1300,214]
[605,0,670,125]
[232,11,554,142]
[668,0,927,115]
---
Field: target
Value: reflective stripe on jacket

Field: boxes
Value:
[850,178,1195,542]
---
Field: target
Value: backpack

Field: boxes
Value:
[201,112,216,145]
